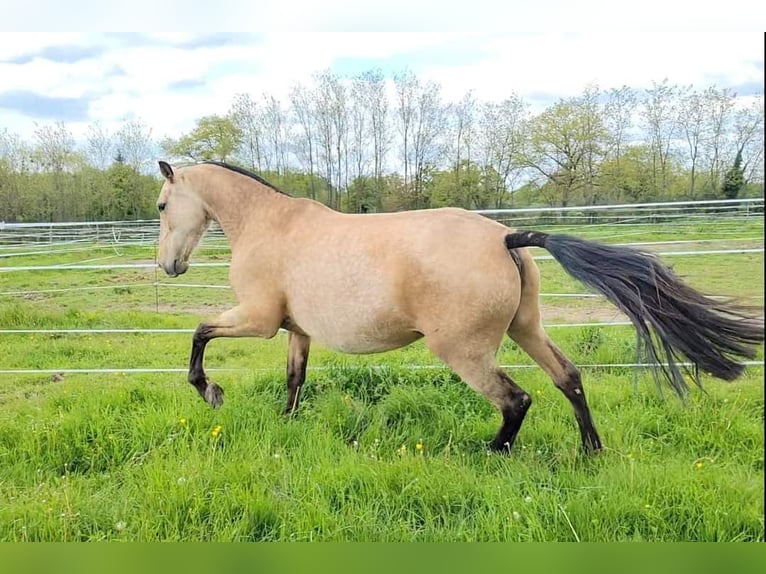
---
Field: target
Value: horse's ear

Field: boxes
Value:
[158,161,174,182]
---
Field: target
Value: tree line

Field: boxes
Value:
[0,71,763,222]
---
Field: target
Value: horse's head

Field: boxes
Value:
[156,161,211,277]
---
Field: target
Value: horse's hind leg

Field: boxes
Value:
[426,337,532,453]
[285,332,311,415]
[507,323,603,453]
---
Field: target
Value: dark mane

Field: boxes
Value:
[202,161,289,196]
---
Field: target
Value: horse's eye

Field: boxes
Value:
[158,202,166,212]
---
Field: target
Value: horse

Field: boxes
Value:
[155,160,764,453]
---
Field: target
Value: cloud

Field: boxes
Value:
[0,91,91,121]
[6,44,105,65]
[176,33,262,50]
[168,79,206,91]
[0,30,761,143]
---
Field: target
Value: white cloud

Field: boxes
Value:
[0,29,761,143]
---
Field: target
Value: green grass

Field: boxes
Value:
[0,367,762,541]
[0,219,763,541]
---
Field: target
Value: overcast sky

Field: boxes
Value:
[0,1,763,142]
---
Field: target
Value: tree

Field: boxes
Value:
[410,79,447,207]
[677,85,707,197]
[394,69,418,190]
[261,93,288,175]
[733,95,764,185]
[230,93,264,171]
[641,80,680,195]
[478,95,529,207]
[602,85,637,197]
[721,150,745,199]
[359,69,389,209]
[289,83,318,199]
[163,115,242,162]
[86,121,114,170]
[313,70,348,209]
[348,69,389,208]
[701,86,736,193]
[115,119,154,172]
[448,91,476,199]
[521,89,608,207]
[31,122,77,173]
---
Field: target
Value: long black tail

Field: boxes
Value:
[505,230,764,397]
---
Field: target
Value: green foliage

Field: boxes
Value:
[163,115,242,162]
[0,160,159,222]
[721,151,745,200]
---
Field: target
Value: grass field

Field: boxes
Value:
[0,217,763,541]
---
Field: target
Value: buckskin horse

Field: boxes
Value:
[155,160,764,453]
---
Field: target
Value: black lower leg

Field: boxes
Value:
[188,324,224,407]
[491,372,532,453]
[285,349,309,415]
[548,345,602,453]
[559,373,602,452]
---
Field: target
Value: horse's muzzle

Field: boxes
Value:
[160,259,188,277]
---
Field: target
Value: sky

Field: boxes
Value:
[0,1,763,143]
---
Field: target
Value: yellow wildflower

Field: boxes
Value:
[179,418,187,426]
[416,441,424,453]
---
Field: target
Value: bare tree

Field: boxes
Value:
[289,82,318,199]
[314,71,337,208]
[641,79,681,195]
[363,69,389,194]
[86,122,114,170]
[394,69,418,189]
[261,93,288,175]
[411,79,447,205]
[347,69,390,211]
[312,70,348,208]
[0,128,28,172]
[677,85,708,196]
[478,94,529,207]
[733,95,764,185]
[449,91,477,195]
[349,74,369,186]
[116,119,154,173]
[32,122,77,172]
[603,85,637,167]
[230,93,264,171]
[701,86,736,191]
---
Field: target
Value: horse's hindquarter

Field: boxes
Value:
[281,208,522,354]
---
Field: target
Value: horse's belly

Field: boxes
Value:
[289,301,420,354]
[318,329,423,354]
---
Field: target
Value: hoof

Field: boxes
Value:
[489,439,514,454]
[204,383,224,408]
[583,434,604,455]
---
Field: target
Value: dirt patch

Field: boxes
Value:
[539,302,628,324]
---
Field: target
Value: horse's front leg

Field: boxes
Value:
[285,332,311,415]
[188,305,282,408]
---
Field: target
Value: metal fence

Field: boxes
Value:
[1,198,763,375]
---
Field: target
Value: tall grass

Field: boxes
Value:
[0,220,762,541]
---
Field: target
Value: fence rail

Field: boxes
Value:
[1,198,763,377]
[1,198,762,247]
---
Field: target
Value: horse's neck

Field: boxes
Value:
[198,172,290,248]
